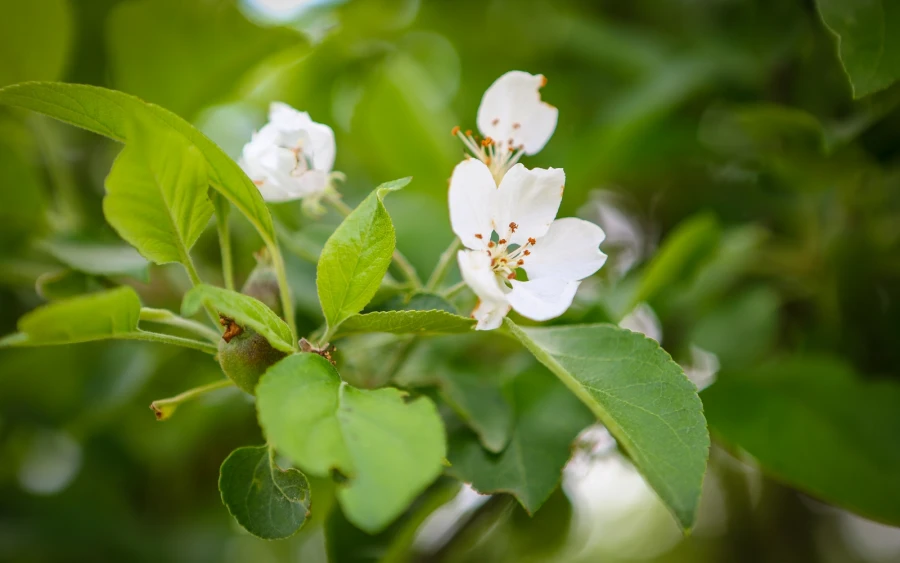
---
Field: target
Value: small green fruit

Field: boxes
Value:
[242,250,282,317]
[217,319,287,394]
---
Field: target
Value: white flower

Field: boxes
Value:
[450,159,607,330]
[452,71,558,183]
[240,102,336,203]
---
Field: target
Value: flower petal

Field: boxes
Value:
[618,303,662,344]
[493,164,564,246]
[523,218,608,281]
[449,160,497,250]
[507,277,579,321]
[268,102,336,173]
[476,71,558,155]
[471,299,511,331]
[457,250,507,303]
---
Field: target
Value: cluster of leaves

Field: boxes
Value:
[0,82,708,538]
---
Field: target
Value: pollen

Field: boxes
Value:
[451,125,460,136]
[465,129,472,136]
[488,241,495,248]
[509,222,518,232]
[498,239,507,245]
[517,259,524,265]
[474,233,483,239]
[528,237,536,245]
[507,272,516,280]
[481,137,493,147]
[512,122,521,130]
[523,249,531,256]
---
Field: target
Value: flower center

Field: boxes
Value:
[288,141,313,177]
[476,222,535,284]
[452,126,525,184]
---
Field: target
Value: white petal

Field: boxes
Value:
[618,303,662,344]
[493,164,564,246]
[267,102,336,173]
[292,170,330,197]
[457,250,507,303]
[449,160,497,250]
[476,71,558,155]
[523,218,608,281]
[471,299,510,331]
[507,277,579,321]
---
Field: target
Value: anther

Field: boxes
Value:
[474,233,483,239]
[481,137,493,147]
[528,237,536,245]
[488,241,495,248]
[492,118,499,126]
[517,259,524,265]
[465,129,472,136]
[509,222,518,232]
[540,76,547,87]
[451,125,460,136]
[512,122,521,129]
[498,239,507,245]
[523,249,531,256]
[507,272,516,280]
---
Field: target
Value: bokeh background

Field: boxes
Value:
[2,0,900,561]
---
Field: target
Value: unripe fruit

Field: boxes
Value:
[217,318,286,394]
[241,249,282,317]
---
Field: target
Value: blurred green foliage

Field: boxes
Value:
[2,0,900,562]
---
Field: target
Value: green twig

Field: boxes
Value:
[441,280,467,299]
[119,330,219,355]
[269,244,298,342]
[150,378,234,421]
[182,255,221,329]
[426,238,461,291]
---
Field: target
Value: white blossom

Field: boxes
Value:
[452,71,558,183]
[450,159,607,330]
[240,102,336,204]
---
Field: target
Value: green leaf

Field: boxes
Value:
[504,319,709,530]
[317,178,409,332]
[181,284,293,353]
[0,82,276,247]
[335,310,474,338]
[103,120,212,266]
[256,353,446,533]
[703,356,900,526]
[632,213,720,308]
[818,0,900,98]
[219,445,311,540]
[0,0,72,87]
[438,369,513,454]
[448,369,594,512]
[39,239,150,282]
[0,286,140,347]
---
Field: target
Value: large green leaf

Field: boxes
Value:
[448,369,594,513]
[219,445,310,540]
[0,0,72,87]
[256,353,445,533]
[317,178,409,333]
[438,369,513,454]
[39,239,149,282]
[181,284,293,353]
[0,286,140,347]
[818,0,900,98]
[103,121,212,266]
[0,82,276,246]
[335,309,474,338]
[504,320,709,530]
[703,356,900,526]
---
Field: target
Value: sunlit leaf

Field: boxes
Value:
[505,319,709,530]
[0,286,140,347]
[219,445,310,540]
[317,178,409,333]
[256,353,445,533]
[335,309,474,338]
[0,82,277,247]
[181,284,293,353]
